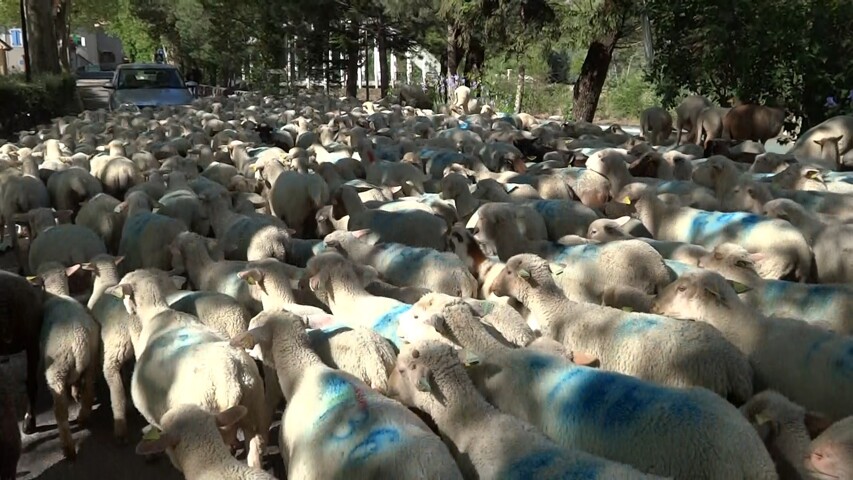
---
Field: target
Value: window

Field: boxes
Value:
[9,28,22,47]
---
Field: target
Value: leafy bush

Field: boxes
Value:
[599,70,660,122]
[0,74,80,137]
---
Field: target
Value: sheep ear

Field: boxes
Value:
[613,216,633,227]
[571,351,600,367]
[107,283,133,298]
[135,432,180,456]
[214,406,248,428]
[230,325,271,350]
[53,209,74,223]
[170,276,187,289]
[517,268,531,280]
[804,412,834,438]
[548,264,563,276]
[703,285,722,302]
[237,269,263,286]
[113,202,128,213]
[26,275,41,286]
[412,368,432,392]
[351,228,371,239]
[65,264,82,277]
[457,349,480,366]
[804,169,822,180]
[80,262,95,272]
[114,256,125,266]
[728,280,751,294]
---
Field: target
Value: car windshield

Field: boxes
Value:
[117,68,185,89]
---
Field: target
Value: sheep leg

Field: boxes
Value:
[77,365,96,427]
[48,378,76,460]
[103,360,128,443]
[241,421,266,470]
[21,346,38,434]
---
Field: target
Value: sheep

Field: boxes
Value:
[740,390,833,480]
[117,191,188,273]
[33,262,100,459]
[230,310,463,479]
[762,198,853,283]
[529,198,601,240]
[170,231,259,313]
[97,155,143,199]
[806,415,853,479]
[256,157,329,237]
[695,243,853,334]
[108,269,269,469]
[157,175,211,236]
[398,301,776,479]
[0,154,50,251]
[639,106,673,146]
[200,191,286,261]
[320,230,478,298]
[652,269,853,421]
[473,208,672,303]
[86,254,140,442]
[0,270,44,434]
[329,184,448,250]
[491,254,754,403]
[0,368,21,480]
[389,339,661,479]
[135,404,276,480]
[587,217,710,266]
[45,166,103,215]
[675,94,714,146]
[466,201,550,244]
[75,193,125,253]
[446,224,508,299]
[235,257,329,315]
[624,184,812,281]
[305,252,413,348]
[167,289,252,340]
[20,208,108,274]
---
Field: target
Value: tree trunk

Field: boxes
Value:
[56,0,71,71]
[377,16,389,98]
[26,0,61,75]
[462,37,485,83]
[446,23,462,78]
[572,29,619,122]
[343,19,359,98]
[514,63,525,114]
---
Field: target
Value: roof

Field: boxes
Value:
[0,38,11,51]
[117,63,180,70]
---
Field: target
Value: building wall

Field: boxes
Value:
[1,26,124,74]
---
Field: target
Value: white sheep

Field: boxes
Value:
[108,269,269,468]
[491,254,754,403]
[624,184,812,280]
[652,269,853,421]
[231,310,463,479]
[446,224,508,299]
[17,208,107,275]
[135,404,276,480]
[398,300,776,479]
[474,208,672,304]
[763,198,853,283]
[740,390,833,480]
[587,217,710,266]
[320,230,478,297]
[117,191,188,273]
[695,243,853,334]
[806,415,853,479]
[389,340,661,479]
[33,262,100,460]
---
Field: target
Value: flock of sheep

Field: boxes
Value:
[0,86,851,480]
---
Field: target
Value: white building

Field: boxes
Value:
[0,25,124,74]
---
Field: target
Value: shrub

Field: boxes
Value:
[0,74,80,138]
[599,71,660,122]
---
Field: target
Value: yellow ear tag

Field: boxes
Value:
[245,277,257,285]
[26,276,38,282]
[754,413,771,425]
[621,196,632,205]
[621,306,635,313]
[142,427,162,441]
[730,281,751,294]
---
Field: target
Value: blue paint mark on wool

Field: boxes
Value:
[665,260,695,278]
[762,281,837,317]
[372,304,412,348]
[615,316,661,337]
[504,450,603,480]
[532,200,561,220]
[686,211,765,245]
[550,243,600,265]
[346,428,401,466]
[315,373,369,434]
[546,366,702,430]
[806,334,853,380]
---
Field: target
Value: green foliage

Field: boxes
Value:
[0,0,18,27]
[646,0,853,129]
[0,74,78,137]
[599,69,659,121]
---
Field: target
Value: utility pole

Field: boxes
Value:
[19,0,31,81]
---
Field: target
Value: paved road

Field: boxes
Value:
[76,79,111,111]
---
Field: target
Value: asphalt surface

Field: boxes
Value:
[76,79,111,111]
